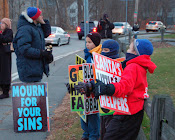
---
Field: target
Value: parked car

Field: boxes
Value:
[112,22,132,35]
[146,21,166,32]
[76,21,97,40]
[45,26,70,46]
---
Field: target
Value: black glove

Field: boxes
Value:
[65,83,71,93]
[74,82,92,97]
[40,50,53,64]
[94,79,115,99]
[45,53,53,64]
[40,49,51,58]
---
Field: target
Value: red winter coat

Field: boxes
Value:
[112,55,157,115]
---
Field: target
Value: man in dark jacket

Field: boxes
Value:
[132,22,140,31]
[97,14,114,39]
[13,7,52,82]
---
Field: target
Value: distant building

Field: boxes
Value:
[167,0,175,25]
[67,1,78,27]
[167,9,175,25]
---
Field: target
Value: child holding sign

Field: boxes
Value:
[94,39,157,140]
[75,39,121,140]
[66,32,102,140]
[81,32,102,140]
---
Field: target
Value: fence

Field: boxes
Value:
[136,95,175,140]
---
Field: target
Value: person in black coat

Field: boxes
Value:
[132,22,140,31]
[97,14,114,39]
[13,7,52,83]
[0,18,13,99]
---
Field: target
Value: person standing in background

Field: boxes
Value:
[0,18,13,99]
[97,14,114,39]
[132,22,140,39]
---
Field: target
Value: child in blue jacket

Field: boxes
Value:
[76,38,121,140]
[81,32,102,140]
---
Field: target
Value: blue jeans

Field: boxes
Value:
[81,113,100,140]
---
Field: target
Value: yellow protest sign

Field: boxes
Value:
[69,65,84,112]
[76,55,86,65]
[74,55,87,122]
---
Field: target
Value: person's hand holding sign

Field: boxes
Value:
[74,82,92,97]
[94,79,115,99]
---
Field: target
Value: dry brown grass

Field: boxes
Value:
[47,94,82,140]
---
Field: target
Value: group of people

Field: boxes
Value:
[97,14,140,40]
[70,27,156,139]
[0,7,53,99]
[0,6,156,140]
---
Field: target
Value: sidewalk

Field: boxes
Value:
[0,50,84,140]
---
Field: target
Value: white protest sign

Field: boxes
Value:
[93,52,131,115]
[82,63,99,115]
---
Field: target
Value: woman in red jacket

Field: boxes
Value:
[94,39,157,140]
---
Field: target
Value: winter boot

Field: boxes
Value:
[81,138,88,140]
[0,93,9,99]
[0,84,10,99]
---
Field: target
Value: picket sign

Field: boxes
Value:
[68,65,84,112]
[92,52,131,115]
[82,63,99,115]
[73,55,87,122]
[12,82,50,132]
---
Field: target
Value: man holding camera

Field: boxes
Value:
[97,14,114,39]
[13,7,53,82]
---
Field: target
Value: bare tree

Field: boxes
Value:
[78,0,83,24]
[7,0,174,32]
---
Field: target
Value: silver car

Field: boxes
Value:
[112,22,132,35]
[146,21,166,32]
[45,26,70,46]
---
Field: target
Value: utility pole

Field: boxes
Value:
[84,0,89,48]
[121,0,132,43]
[125,0,128,27]
[134,0,139,24]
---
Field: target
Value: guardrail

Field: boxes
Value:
[113,29,175,41]
[136,95,175,140]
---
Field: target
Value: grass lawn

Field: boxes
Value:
[151,33,175,39]
[142,45,175,139]
[147,46,175,99]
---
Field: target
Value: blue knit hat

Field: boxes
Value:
[134,39,153,55]
[27,7,42,20]
[101,39,119,59]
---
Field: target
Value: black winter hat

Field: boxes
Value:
[86,32,101,47]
